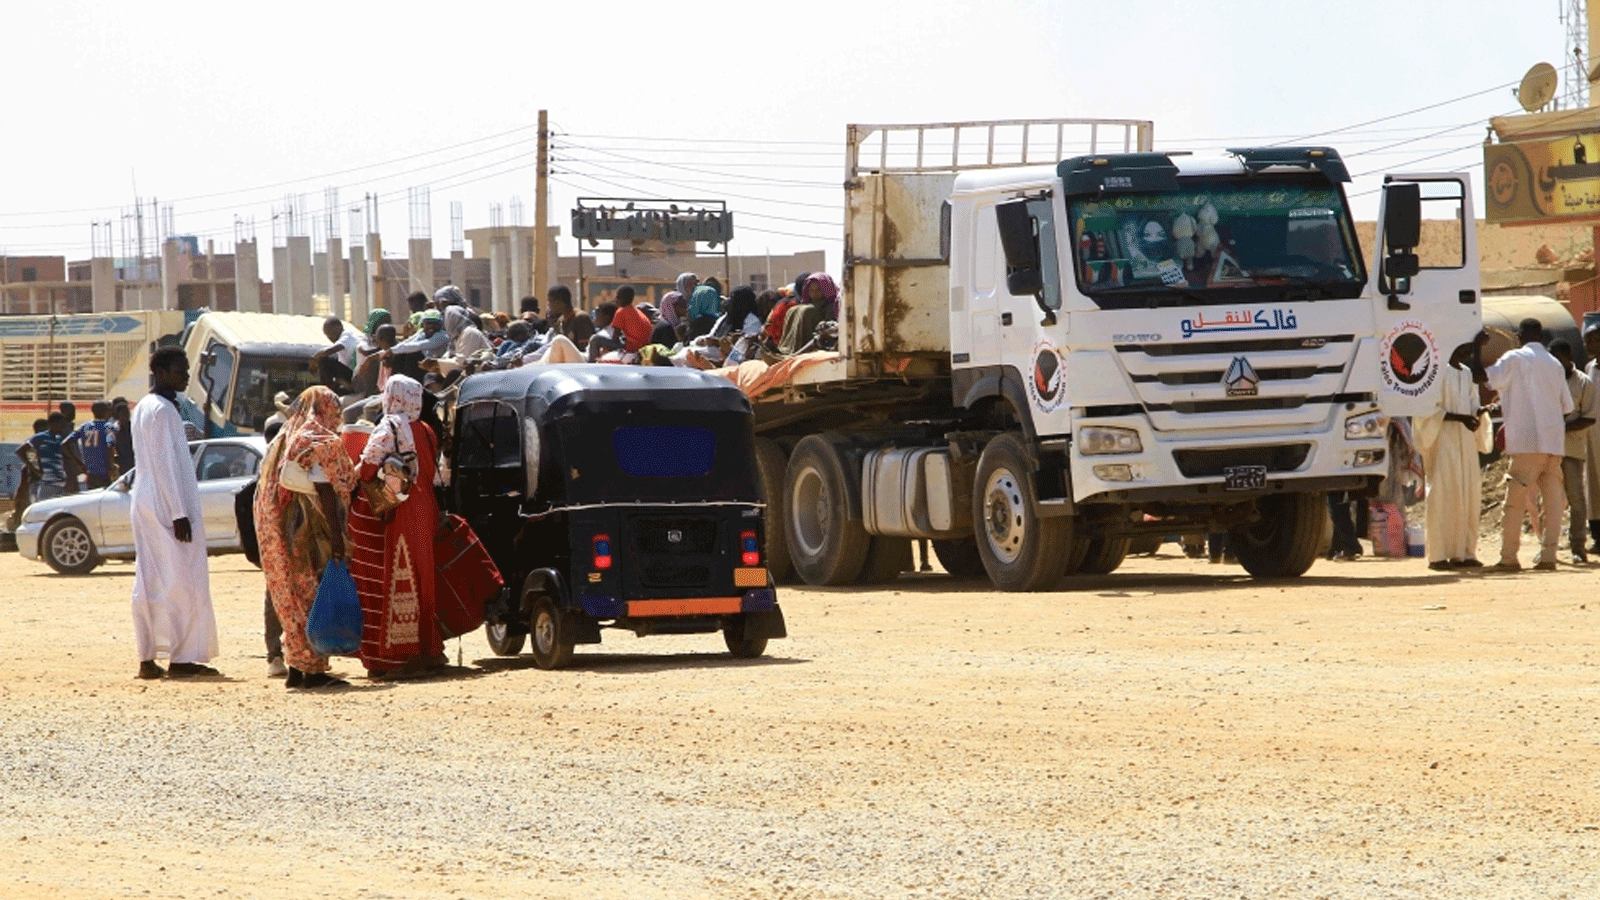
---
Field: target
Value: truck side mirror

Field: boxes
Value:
[1383,182,1421,250]
[995,200,1040,296]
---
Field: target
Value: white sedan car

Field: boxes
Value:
[16,437,266,575]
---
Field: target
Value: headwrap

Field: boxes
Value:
[420,309,443,324]
[267,386,359,501]
[689,284,722,322]
[364,309,392,335]
[675,272,698,294]
[659,291,684,328]
[444,306,472,341]
[805,272,840,319]
[433,284,465,306]
[361,375,422,466]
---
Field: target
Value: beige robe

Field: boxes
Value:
[1413,365,1484,564]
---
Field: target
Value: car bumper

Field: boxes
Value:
[15,522,41,560]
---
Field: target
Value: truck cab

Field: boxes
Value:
[183,311,343,436]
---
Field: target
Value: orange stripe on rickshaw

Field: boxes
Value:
[626,598,742,617]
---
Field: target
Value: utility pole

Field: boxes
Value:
[535,109,551,300]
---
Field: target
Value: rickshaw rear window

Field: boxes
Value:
[612,426,716,477]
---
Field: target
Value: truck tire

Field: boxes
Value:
[972,433,1071,592]
[785,434,870,586]
[1076,536,1131,576]
[753,438,795,583]
[1228,491,1327,578]
[857,536,912,584]
[932,538,987,579]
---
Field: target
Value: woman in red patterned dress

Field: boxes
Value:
[347,375,444,678]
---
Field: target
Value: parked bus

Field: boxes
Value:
[0,310,188,443]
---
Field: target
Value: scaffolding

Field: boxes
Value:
[1560,0,1590,109]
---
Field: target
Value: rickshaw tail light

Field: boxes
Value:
[740,530,761,566]
[592,534,613,570]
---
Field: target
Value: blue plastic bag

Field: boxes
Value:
[306,559,363,657]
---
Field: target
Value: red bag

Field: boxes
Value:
[433,514,502,638]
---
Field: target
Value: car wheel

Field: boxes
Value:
[42,517,99,575]
[723,630,768,659]
[529,596,575,670]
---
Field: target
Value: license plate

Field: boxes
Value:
[1223,465,1267,491]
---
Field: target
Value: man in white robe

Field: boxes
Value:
[1414,344,1485,570]
[130,348,220,679]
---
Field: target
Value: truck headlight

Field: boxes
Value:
[1078,425,1143,455]
[1345,411,1383,440]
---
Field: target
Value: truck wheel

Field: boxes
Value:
[529,596,575,670]
[485,620,525,657]
[857,536,912,584]
[972,433,1071,592]
[785,434,870,586]
[932,537,987,579]
[1076,537,1131,575]
[1128,534,1163,556]
[754,438,795,583]
[1228,492,1327,578]
[43,517,99,575]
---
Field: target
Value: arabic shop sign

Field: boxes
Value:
[570,201,734,244]
[1484,133,1600,223]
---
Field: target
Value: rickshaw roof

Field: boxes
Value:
[455,364,753,422]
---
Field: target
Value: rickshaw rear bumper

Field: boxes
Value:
[579,588,778,619]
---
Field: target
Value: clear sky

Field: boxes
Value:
[0,0,1577,280]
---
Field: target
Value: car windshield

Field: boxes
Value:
[230,354,319,431]
[1068,175,1366,307]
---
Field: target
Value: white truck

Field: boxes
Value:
[751,119,1481,591]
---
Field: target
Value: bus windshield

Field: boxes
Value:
[1067,176,1366,307]
[229,354,319,431]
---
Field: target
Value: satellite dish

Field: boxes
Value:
[1517,62,1559,112]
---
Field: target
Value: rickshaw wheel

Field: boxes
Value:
[485,620,526,657]
[723,631,768,659]
[530,596,575,670]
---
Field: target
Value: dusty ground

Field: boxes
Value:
[1,544,1597,900]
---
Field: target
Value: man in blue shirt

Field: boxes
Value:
[65,401,119,489]
[25,413,74,501]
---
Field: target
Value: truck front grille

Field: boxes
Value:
[1172,444,1311,478]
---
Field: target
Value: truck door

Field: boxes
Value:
[963,203,1004,369]
[1371,174,1481,417]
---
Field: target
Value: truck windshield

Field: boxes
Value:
[1067,175,1365,307]
[230,354,319,431]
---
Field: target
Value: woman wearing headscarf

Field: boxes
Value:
[443,306,493,359]
[779,272,839,355]
[363,308,392,336]
[693,285,764,367]
[687,284,722,339]
[346,375,443,678]
[253,386,360,689]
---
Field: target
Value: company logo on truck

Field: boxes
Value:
[1179,308,1298,339]
[1028,342,1065,413]
[1379,321,1438,397]
[1223,357,1260,397]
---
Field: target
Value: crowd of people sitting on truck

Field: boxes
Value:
[296,270,842,427]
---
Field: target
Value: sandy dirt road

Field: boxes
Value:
[0,546,1596,900]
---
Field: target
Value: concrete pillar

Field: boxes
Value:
[271,245,289,314]
[235,239,261,313]
[326,237,345,320]
[312,250,328,311]
[349,244,368,322]
[489,238,508,312]
[449,249,465,300]
[510,229,529,310]
[286,235,313,316]
[160,238,182,310]
[408,237,433,299]
[367,232,387,322]
[90,257,116,313]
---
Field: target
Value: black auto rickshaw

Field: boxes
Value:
[447,365,786,669]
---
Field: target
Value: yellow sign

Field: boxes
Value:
[1485,134,1600,223]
